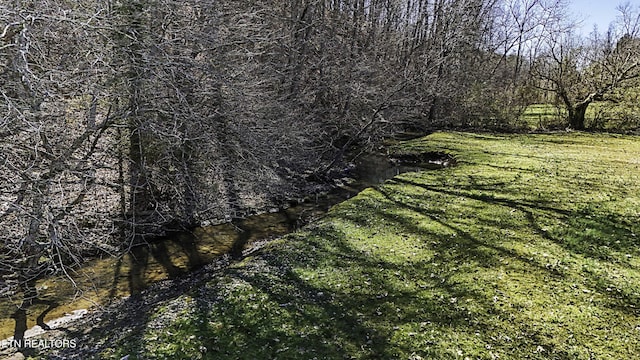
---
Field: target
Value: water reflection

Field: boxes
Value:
[0,152,446,339]
[0,211,299,339]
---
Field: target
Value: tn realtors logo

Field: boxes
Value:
[1,338,77,349]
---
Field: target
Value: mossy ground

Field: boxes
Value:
[43,132,640,359]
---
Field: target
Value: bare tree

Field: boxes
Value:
[0,1,121,343]
[532,2,640,130]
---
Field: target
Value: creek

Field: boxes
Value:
[0,152,449,340]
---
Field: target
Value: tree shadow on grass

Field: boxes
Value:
[368,184,568,278]
[183,229,504,359]
[52,220,513,359]
[389,176,639,260]
[215,220,615,358]
[168,183,638,360]
[378,177,640,317]
[46,170,639,359]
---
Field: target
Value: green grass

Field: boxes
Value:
[520,103,640,131]
[520,104,567,129]
[85,132,640,359]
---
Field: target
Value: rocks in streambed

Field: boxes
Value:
[3,352,25,360]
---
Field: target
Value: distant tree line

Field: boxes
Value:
[1,0,639,340]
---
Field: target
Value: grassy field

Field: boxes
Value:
[520,103,640,131]
[520,104,567,129]
[58,132,640,359]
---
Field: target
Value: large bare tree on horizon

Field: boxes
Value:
[532,2,640,129]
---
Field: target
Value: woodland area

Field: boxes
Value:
[1,0,639,345]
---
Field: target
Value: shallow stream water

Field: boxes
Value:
[0,153,444,339]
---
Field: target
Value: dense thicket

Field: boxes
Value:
[1,0,639,340]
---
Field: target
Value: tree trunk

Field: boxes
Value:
[559,87,589,131]
[113,0,155,243]
[568,101,590,130]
